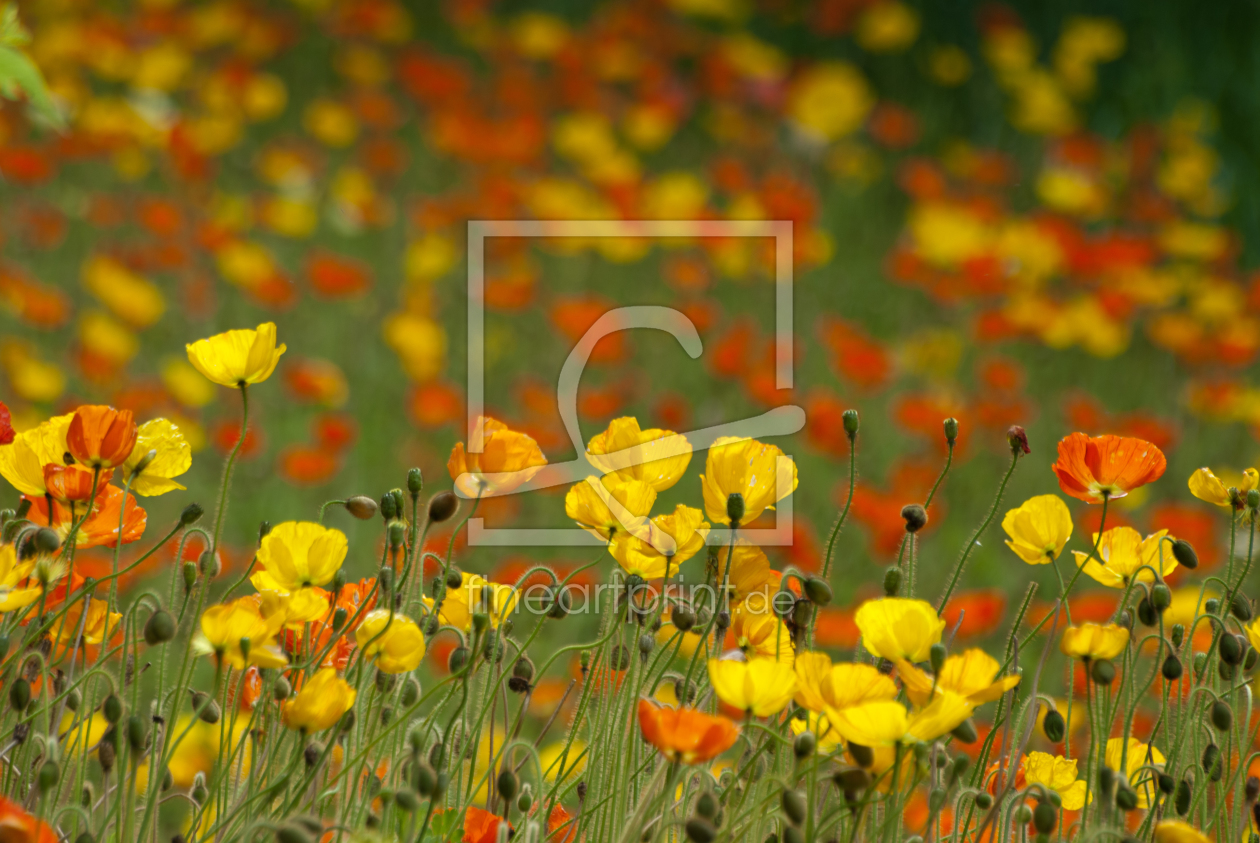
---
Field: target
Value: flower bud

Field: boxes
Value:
[1246,775,1260,802]
[883,567,901,597]
[1013,805,1032,824]
[1171,539,1198,570]
[804,577,832,606]
[380,493,398,520]
[1097,765,1114,794]
[901,504,928,534]
[97,741,115,773]
[974,792,992,810]
[180,503,204,526]
[842,409,859,439]
[512,658,534,684]
[144,610,176,645]
[471,611,489,633]
[1114,610,1132,630]
[198,550,220,578]
[610,645,632,671]
[182,561,197,594]
[378,566,394,594]
[127,714,148,752]
[929,643,947,674]
[1158,773,1175,794]
[258,521,272,541]
[1174,779,1191,815]
[274,676,292,701]
[726,493,744,526]
[1007,425,1030,455]
[671,604,696,632]
[407,468,423,495]
[448,647,469,673]
[951,719,978,744]
[1150,583,1171,612]
[103,694,122,723]
[1210,700,1233,732]
[1137,598,1157,627]
[497,768,519,802]
[1171,623,1184,648]
[1202,743,1222,781]
[1220,633,1245,665]
[781,789,806,826]
[1232,593,1253,622]
[190,691,220,724]
[38,760,58,794]
[637,633,654,656]
[1193,651,1208,677]
[415,762,437,796]
[847,743,873,768]
[388,522,407,550]
[684,818,716,843]
[548,588,571,619]
[1249,488,1260,509]
[793,731,815,759]
[1042,709,1065,743]
[345,496,379,520]
[32,527,60,556]
[1090,659,1115,685]
[394,790,419,812]
[390,489,406,517]
[8,679,29,712]
[428,491,459,524]
[1161,654,1182,681]
[66,689,81,711]
[1115,786,1137,811]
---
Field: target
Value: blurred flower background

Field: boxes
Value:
[1,0,1257,624]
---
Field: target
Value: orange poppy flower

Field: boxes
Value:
[1052,433,1167,503]
[43,464,112,503]
[636,699,740,764]
[67,405,138,470]
[548,803,576,843]
[0,795,58,843]
[463,806,510,843]
[23,486,147,550]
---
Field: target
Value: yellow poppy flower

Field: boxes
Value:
[730,601,793,663]
[282,668,356,732]
[790,711,844,752]
[714,542,781,609]
[897,648,1021,707]
[0,545,40,613]
[792,651,898,713]
[608,504,709,579]
[1060,622,1129,661]
[447,416,547,498]
[1153,820,1211,843]
[1021,751,1090,810]
[255,588,328,629]
[355,610,427,673]
[1002,494,1073,564]
[1105,737,1165,808]
[904,691,976,742]
[1073,527,1175,588]
[194,598,289,669]
[250,521,348,592]
[425,572,518,631]
[185,321,286,388]
[0,413,72,496]
[123,418,192,496]
[51,598,120,646]
[826,700,907,746]
[563,475,656,541]
[586,417,692,492]
[707,657,797,717]
[700,436,798,526]
[854,598,945,663]
[1188,466,1258,507]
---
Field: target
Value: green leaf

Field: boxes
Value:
[0,44,64,130]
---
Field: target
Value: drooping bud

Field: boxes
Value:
[180,503,205,526]
[901,504,928,534]
[144,610,176,645]
[1007,425,1030,456]
[102,694,122,723]
[781,789,806,826]
[1090,659,1116,685]
[198,550,220,578]
[671,604,696,632]
[929,643,947,674]
[1231,593,1253,622]
[428,491,459,524]
[950,719,978,744]
[497,768,519,802]
[182,561,197,594]
[804,577,832,606]
[1042,709,1065,743]
[1171,539,1198,570]
[345,496,379,520]
[793,731,815,759]
[1210,700,1233,732]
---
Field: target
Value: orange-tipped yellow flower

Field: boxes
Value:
[186,322,286,388]
[447,416,547,498]
[564,475,656,541]
[854,598,945,663]
[51,598,120,647]
[355,610,426,673]
[250,521,348,592]
[425,572,517,631]
[708,657,797,717]
[0,414,72,496]
[1021,752,1089,810]
[0,546,39,613]
[897,648,1021,707]
[1105,737,1165,808]
[67,405,138,470]
[1188,466,1258,507]
[1002,494,1073,564]
[1052,433,1166,503]
[195,598,289,669]
[1152,820,1211,843]
[700,436,798,525]
[636,699,739,764]
[282,667,356,732]
[793,651,897,713]
[586,416,692,491]
[123,418,192,496]
[43,464,111,503]
[729,602,794,663]
[1072,527,1175,588]
[1060,622,1129,661]
[608,504,709,578]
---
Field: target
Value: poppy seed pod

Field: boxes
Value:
[345,496,378,520]
[1210,700,1232,732]
[428,491,459,523]
[671,604,696,632]
[726,493,744,526]
[901,504,928,533]
[1231,593,1253,621]
[1171,539,1198,570]
[1161,654,1182,681]
[1220,633,1244,666]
